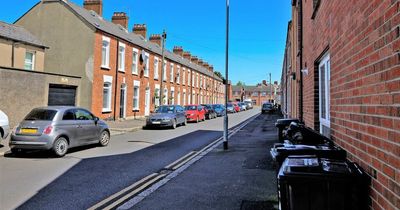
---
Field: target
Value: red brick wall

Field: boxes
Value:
[92,31,224,119]
[300,0,400,209]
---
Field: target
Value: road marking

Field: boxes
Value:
[117,113,261,210]
[164,151,197,170]
[87,173,163,210]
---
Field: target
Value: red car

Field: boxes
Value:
[185,105,206,123]
[232,103,241,112]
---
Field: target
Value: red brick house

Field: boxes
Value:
[282,0,400,209]
[16,0,225,120]
[231,81,280,106]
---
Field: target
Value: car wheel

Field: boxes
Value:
[183,118,187,126]
[99,130,110,146]
[171,119,177,129]
[53,137,68,157]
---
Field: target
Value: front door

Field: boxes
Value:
[145,87,150,116]
[120,84,126,119]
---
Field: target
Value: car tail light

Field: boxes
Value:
[43,125,53,135]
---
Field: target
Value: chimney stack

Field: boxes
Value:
[112,12,129,29]
[262,80,267,86]
[191,56,199,64]
[208,65,214,72]
[203,62,209,69]
[183,51,191,60]
[83,0,102,16]
[133,24,147,39]
[198,59,204,66]
[173,46,184,56]
[274,81,278,85]
[149,34,162,46]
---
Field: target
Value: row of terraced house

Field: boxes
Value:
[281,0,399,209]
[0,0,226,125]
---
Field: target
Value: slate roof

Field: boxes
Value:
[0,21,46,48]
[45,0,222,81]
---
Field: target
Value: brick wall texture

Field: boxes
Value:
[296,0,400,209]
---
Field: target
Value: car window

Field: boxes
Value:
[62,110,75,120]
[75,109,94,121]
[24,109,57,121]
[156,106,175,113]
[185,106,197,111]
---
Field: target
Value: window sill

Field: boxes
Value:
[154,77,159,81]
[101,66,110,70]
[144,75,149,78]
[118,69,125,73]
[132,72,138,76]
[102,109,112,113]
[132,109,140,112]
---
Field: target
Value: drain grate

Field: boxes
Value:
[240,200,278,210]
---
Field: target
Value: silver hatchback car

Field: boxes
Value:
[10,107,110,157]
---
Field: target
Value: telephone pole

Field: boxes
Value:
[269,73,272,103]
[223,0,230,150]
[159,30,167,106]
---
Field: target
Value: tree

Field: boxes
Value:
[214,71,225,80]
[236,81,246,86]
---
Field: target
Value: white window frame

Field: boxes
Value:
[182,68,186,85]
[171,87,175,104]
[101,36,110,69]
[170,63,174,83]
[24,51,35,70]
[176,66,181,84]
[133,80,140,111]
[183,89,187,105]
[154,57,159,80]
[196,73,199,88]
[118,43,126,72]
[163,61,167,81]
[102,75,113,112]
[319,53,331,136]
[163,88,168,105]
[132,48,139,75]
[155,84,161,107]
[144,52,150,77]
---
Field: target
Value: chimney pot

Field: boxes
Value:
[112,12,129,29]
[190,56,199,64]
[133,24,147,39]
[83,0,102,16]
[198,59,204,66]
[173,46,184,56]
[183,51,191,60]
[208,65,214,72]
[149,34,162,46]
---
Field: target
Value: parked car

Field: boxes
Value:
[226,103,236,113]
[202,104,217,119]
[244,101,253,109]
[232,103,241,112]
[10,107,110,157]
[0,110,10,142]
[212,104,226,117]
[146,105,187,129]
[238,102,247,111]
[185,105,206,122]
[262,103,274,114]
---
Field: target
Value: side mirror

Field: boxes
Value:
[94,117,99,125]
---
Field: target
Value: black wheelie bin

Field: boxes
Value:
[275,119,300,143]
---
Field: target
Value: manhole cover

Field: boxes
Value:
[240,200,277,210]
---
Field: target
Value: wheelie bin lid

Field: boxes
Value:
[275,119,300,128]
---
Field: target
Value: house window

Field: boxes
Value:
[154,57,159,80]
[261,92,267,96]
[132,48,138,75]
[163,61,167,81]
[163,88,168,105]
[24,51,35,70]
[200,75,203,88]
[196,73,199,88]
[155,85,160,107]
[118,43,125,72]
[102,75,113,112]
[183,90,186,105]
[170,64,174,82]
[177,91,181,105]
[101,36,110,68]
[171,89,175,104]
[192,73,195,87]
[133,81,140,110]
[319,53,330,137]
[176,66,180,84]
[182,68,186,85]
[144,52,149,77]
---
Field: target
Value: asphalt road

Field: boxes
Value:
[0,108,260,210]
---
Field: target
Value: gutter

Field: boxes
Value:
[299,0,304,122]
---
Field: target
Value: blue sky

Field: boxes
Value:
[1,0,291,85]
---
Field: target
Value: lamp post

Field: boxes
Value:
[223,0,230,150]
[159,30,167,106]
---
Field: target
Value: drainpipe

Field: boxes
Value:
[11,41,17,68]
[299,0,304,122]
[113,40,120,121]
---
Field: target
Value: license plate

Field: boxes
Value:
[152,121,161,124]
[21,128,38,134]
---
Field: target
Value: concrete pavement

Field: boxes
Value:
[119,113,281,210]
